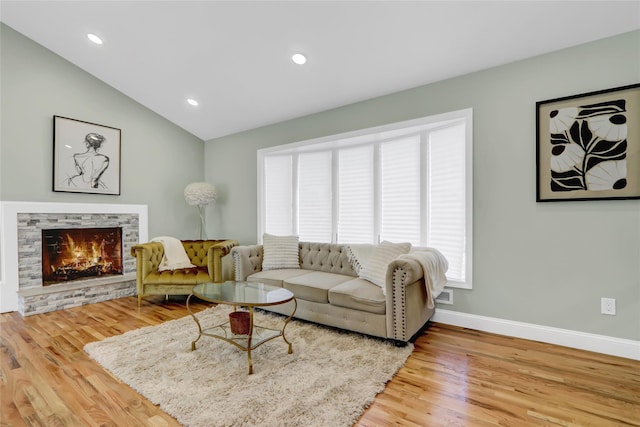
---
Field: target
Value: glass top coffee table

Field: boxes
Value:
[186,281,297,374]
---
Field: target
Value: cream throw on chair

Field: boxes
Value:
[151,236,196,271]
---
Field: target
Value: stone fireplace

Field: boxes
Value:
[0,202,148,315]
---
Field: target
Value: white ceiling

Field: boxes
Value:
[1,1,639,141]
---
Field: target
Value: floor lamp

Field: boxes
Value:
[184,182,217,240]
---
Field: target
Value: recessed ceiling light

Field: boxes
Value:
[292,53,307,65]
[187,98,199,106]
[87,33,103,45]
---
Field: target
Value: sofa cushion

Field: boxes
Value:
[358,241,411,290]
[284,271,354,303]
[262,233,300,271]
[328,278,386,315]
[143,266,210,285]
[247,269,311,287]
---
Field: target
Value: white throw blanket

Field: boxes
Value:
[397,248,448,309]
[151,236,196,271]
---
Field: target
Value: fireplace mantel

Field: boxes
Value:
[0,201,148,313]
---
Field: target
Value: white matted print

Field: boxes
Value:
[53,116,121,195]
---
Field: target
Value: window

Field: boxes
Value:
[257,109,472,288]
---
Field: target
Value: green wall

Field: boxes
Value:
[204,30,640,341]
[0,23,205,239]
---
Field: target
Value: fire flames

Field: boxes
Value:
[50,234,114,278]
[43,228,123,285]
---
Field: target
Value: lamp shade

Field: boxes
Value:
[184,182,217,206]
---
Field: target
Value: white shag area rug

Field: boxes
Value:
[84,306,414,427]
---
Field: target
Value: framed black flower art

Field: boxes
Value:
[536,83,640,202]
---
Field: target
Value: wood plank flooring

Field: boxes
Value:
[1,296,639,426]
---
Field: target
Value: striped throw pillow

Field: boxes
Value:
[345,243,377,274]
[262,233,300,271]
[358,241,411,292]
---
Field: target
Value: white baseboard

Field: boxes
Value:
[432,309,640,361]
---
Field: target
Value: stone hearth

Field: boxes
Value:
[0,202,148,315]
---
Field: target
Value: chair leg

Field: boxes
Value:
[138,294,142,307]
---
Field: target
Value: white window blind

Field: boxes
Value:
[428,124,467,281]
[380,136,421,243]
[338,145,374,243]
[298,151,332,242]
[263,155,293,235]
[258,109,472,288]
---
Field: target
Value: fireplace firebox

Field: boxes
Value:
[41,227,123,285]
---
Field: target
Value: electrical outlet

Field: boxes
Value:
[601,298,616,315]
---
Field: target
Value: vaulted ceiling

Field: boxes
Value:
[2,1,639,140]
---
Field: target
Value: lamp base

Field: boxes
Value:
[198,205,207,240]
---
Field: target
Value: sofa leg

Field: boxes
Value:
[392,339,408,347]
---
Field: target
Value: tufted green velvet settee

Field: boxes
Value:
[130,239,238,306]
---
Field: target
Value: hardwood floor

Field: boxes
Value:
[1,297,638,427]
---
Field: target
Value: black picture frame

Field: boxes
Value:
[536,83,640,202]
[53,116,121,195]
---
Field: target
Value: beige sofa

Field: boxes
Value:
[232,241,440,344]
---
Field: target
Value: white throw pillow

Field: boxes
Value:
[345,244,377,274]
[358,241,411,291]
[262,233,300,271]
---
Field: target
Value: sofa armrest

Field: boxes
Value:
[181,239,238,282]
[231,245,264,281]
[384,258,428,342]
[207,240,239,282]
[130,242,164,293]
[385,258,424,290]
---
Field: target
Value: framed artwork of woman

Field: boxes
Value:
[53,116,121,195]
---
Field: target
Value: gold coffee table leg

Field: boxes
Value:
[186,293,202,351]
[247,308,254,374]
[282,298,297,354]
